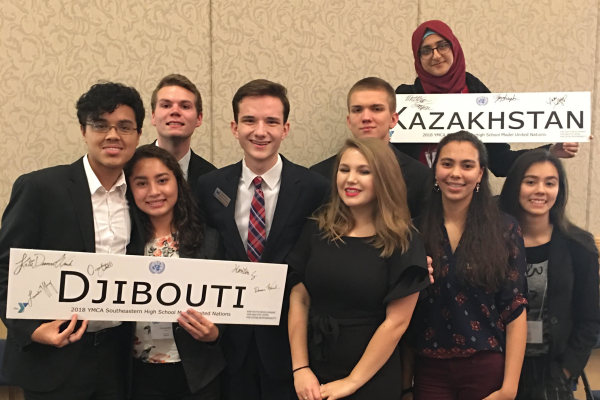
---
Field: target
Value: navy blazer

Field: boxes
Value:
[195,155,330,380]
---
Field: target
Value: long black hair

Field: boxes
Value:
[420,131,515,292]
[124,144,204,254]
[499,149,597,253]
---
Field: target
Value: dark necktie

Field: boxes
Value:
[247,176,266,262]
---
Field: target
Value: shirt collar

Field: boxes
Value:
[155,141,192,180]
[241,154,282,190]
[178,148,192,179]
[83,155,127,194]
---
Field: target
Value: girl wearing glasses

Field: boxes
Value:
[124,145,225,400]
[499,150,599,399]
[393,20,578,177]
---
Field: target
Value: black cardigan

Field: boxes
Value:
[544,226,600,378]
[127,225,227,393]
[394,73,549,177]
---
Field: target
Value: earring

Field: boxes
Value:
[475,183,480,193]
[434,182,440,192]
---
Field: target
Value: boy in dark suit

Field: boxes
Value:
[151,74,216,192]
[310,77,430,218]
[196,79,330,400]
[0,82,144,400]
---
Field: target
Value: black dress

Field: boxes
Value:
[287,221,429,399]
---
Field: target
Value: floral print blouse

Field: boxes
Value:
[411,215,528,358]
[133,234,181,363]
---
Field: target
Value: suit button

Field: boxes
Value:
[551,317,558,325]
[175,326,182,332]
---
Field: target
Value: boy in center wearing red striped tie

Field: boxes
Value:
[195,79,330,400]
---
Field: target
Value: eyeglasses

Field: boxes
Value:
[418,41,452,59]
[87,122,138,135]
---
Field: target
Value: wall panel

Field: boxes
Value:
[210,0,418,168]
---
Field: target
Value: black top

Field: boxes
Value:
[310,144,430,218]
[287,220,429,398]
[394,72,550,177]
[411,215,528,358]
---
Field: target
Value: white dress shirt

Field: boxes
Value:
[155,141,191,180]
[235,155,282,251]
[83,155,131,332]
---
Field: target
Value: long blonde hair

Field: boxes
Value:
[316,138,413,257]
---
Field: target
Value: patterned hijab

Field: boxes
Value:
[412,20,466,94]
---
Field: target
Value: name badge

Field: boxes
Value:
[151,322,174,340]
[527,320,543,344]
[214,188,231,207]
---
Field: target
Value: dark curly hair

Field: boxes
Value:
[76,81,145,132]
[124,145,204,253]
[419,131,516,292]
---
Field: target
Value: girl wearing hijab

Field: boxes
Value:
[394,20,579,177]
[499,150,599,399]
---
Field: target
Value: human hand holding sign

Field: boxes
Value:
[178,308,219,342]
[30,314,88,347]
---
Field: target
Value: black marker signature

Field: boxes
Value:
[494,94,519,103]
[26,280,58,307]
[254,282,279,293]
[14,253,73,275]
[232,264,257,280]
[87,261,113,277]
[547,95,567,108]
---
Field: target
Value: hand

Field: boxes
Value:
[320,377,359,400]
[293,368,322,400]
[550,142,579,158]
[427,256,434,284]
[482,386,516,400]
[177,309,219,342]
[30,314,89,347]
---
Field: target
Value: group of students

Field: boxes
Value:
[0,18,597,400]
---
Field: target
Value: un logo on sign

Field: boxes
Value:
[476,96,488,106]
[149,261,166,274]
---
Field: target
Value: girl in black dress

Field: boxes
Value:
[287,137,430,400]
[499,150,600,399]
[408,131,528,400]
[125,145,225,400]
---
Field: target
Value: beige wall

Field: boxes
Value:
[1,0,599,232]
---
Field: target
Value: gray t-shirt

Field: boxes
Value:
[525,242,551,356]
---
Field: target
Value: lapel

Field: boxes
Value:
[261,156,301,261]
[389,144,408,168]
[187,150,201,193]
[546,228,570,305]
[220,162,248,261]
[67,158,96,253]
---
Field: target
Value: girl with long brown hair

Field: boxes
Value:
[287,137,430,400]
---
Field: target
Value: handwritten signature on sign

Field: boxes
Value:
[231,264,257,280]
[14,253,73,275]
[547,95,567,108]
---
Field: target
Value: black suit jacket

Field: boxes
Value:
[0,158,134,392]
[151,140,216,194]
[310,144,430,218]
[127,223,227,393]
[195,156,330,380]
[544,227,600,378]
[394,73,550,177]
